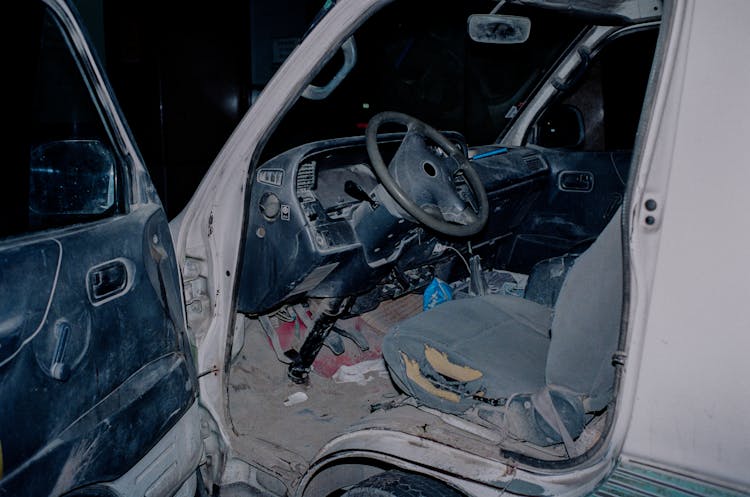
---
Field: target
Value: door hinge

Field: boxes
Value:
[183,257,211,341]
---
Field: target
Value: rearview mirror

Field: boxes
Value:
[468,14,531,44]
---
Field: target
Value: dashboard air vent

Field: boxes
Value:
[296,161,317,192]
[523,155,544,172]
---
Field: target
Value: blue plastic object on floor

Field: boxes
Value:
[423,278,453,310]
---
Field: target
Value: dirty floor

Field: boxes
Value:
[227,295,423,481]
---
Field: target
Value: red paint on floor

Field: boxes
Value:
[264,314,387,378]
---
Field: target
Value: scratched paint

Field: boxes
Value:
[589,461,747,497]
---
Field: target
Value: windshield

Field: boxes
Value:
[261,0,586,161]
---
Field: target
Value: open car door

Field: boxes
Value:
[0,2,200,496]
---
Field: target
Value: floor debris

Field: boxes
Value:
[332,359,389,385]
[283,392,309,407]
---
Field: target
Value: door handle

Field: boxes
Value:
[558,171,594,192]
[88,260,128,303]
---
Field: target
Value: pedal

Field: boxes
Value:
[323,333,345,355]
[332,325,369,352]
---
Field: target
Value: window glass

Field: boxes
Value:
[529,28,659,151]
[1,3,123,239]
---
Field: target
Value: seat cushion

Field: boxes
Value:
[382,294,553,414]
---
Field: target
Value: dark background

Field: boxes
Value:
[75,1,321,218]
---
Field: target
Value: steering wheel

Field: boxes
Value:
[365,111,489,237]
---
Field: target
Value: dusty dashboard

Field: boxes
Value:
[236,134,548,316]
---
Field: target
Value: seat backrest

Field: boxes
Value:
[546,208,623,412]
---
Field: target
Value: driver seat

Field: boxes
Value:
[382,209,622,453]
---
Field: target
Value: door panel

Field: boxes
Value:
[0,3,196,495]
[505,149,630,272]
[0,240,60,367]
[0,208,195,495]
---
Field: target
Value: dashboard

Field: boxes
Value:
[237,134,549,316]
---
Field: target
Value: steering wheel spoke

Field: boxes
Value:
[388,126,429,170]
[366,111,488,237]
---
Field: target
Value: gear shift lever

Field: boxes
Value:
[469,255,488,296]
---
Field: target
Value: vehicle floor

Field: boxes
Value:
[227,288,603,485]
[227,295,423,482]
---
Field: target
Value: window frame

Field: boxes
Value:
[499,21,662,148]
[4,1,135,241]
[524,23,662,151]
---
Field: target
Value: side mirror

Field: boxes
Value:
[468,14,531,44]
[533,104,585,149]
[302,37,357,100]
[29,140,117,221]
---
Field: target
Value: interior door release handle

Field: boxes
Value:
[50,321,71,381]
[88,260,128,303]
[558,171,594,192]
